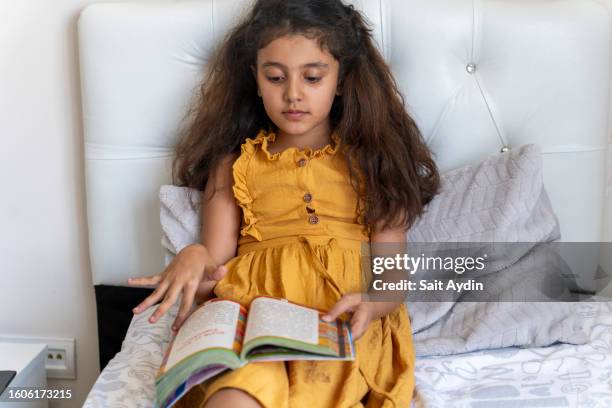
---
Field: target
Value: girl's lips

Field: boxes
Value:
[283,111,308,120]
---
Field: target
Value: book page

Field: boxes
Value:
[165,300,241,370]
[243,297,318,345]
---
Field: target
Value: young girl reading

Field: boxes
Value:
[129,0,439,406]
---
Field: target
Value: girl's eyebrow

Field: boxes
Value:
[261,61,329,69]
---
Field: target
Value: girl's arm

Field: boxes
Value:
[129,153,241,331]
[366,222,408,320]
[322,217,408,340]
[194,153,242,304]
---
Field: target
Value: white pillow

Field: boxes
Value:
[159,185,201,266]
[404,144,587,356]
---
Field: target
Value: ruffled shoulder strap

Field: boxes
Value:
[231,130,267,241]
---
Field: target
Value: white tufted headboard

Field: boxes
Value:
[78,0,611,291]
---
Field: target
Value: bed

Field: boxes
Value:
[84,299,612,407]
[78,0,612,406]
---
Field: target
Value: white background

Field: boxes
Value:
[1,1,611,406]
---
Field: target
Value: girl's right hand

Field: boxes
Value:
[127,243,228,331]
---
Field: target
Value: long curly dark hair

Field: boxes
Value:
[174,0,440,232]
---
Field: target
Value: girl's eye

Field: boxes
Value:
[266,76,284,83]
[265,76,321,84]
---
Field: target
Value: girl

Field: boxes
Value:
[130,0,439,406]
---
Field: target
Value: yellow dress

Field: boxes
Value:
[177,129,415,407]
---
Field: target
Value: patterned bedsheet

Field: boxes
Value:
[412,301,612,408]
[84,300,612,408]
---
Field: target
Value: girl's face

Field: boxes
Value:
[254,35,341,138]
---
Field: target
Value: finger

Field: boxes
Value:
[128,274,163,287]
[150,285,181,323]
[128,274,163,286]
[204,265,227,281]
[172,281,198,331]
[195,280,216,304]
[214,265,228,280]
[149,282,182,323]
[133,281,169,314]
[322,293,359,322]
[350,311,368,340]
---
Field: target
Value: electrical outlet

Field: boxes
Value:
[0,336,76,379]
[47,348,67,369]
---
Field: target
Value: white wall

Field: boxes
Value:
[597,0,612,297]
[0,1,611,407]
[0,0,136,406]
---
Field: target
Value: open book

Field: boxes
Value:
[155,296,355,408]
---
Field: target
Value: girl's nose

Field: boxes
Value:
[285,76,303,102]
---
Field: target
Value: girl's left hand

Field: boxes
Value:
[321,293,375,341]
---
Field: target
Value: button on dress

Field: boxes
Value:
[176,129,415,407]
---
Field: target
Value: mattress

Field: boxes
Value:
[83,300,612,407]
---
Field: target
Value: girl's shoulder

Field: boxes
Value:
[237,129,268,156]
[232,130,266,176]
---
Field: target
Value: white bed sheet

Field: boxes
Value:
[412,300,612,408]
[84,300,612,408]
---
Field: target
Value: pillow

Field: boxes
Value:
[159,185,201,265]
[405,144,588,356]
[408,144,560,244]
